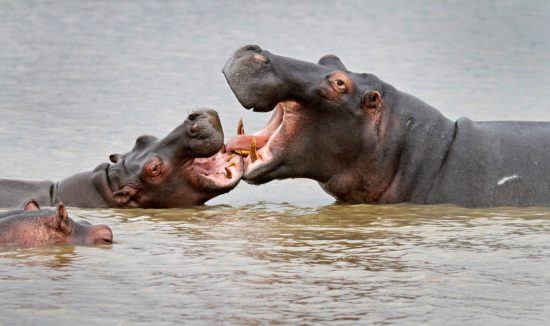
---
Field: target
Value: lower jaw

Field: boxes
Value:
[192,151,244,188]
[242,157,281,184]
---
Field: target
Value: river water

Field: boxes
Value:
[0,0,549,324]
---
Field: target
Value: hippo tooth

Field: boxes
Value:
[226,154,235,162]
[221,144,227,153]
[250,137,258,163]
[235,150,249,156]
[237,118,245,135]
[225,167,232,179]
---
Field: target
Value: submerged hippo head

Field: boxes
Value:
[92,110,243,208]
[223,45,448,203]
[0,200,113,247]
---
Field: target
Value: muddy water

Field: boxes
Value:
[0,0,549,324]
[1,205,550,324]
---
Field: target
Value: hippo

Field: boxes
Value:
[223,45,550,207]
[0,200,113,247]
[0,110,243,208]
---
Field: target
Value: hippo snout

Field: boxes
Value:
[187,109,223,138]
[223,44,288,112]
[90,225,113,244]
[238,45,269,64]
[188,109,218,121]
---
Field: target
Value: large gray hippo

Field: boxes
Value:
[0,110,243,208]
[223,45,550,207]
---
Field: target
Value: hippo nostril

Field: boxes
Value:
[188,112,201,121]
[192,123,199,130]
[190,123,201,136]
[253,54,269,64]
[103,238,112,244]
[243,44,262,52]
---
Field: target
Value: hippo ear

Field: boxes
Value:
[133,135,158,152]
[364,91,383,110]
[109,153,122,163]
[56,203,69,224]
[318,54,347,71]
[22,199,40,211]
[48,202,70,231]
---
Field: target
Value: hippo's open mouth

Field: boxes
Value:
[225,101,296,182]
[187,150,244,190]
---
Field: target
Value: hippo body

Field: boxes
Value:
[223,45,550,207]
[0,170,111,208]
[0,110,243,209]
[0,200,113,247]
[426,119,550,207]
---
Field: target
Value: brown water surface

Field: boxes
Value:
[1,204,550,324]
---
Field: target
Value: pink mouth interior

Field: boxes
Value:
[191,150,244,188]
[225,102,287,173]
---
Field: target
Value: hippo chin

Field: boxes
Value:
[0,110,244,208]
[0,200,113,247]
[224,45,550,208]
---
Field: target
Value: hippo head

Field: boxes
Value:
[1,200,113,247]
[93,110,243,208]
[223,45,388,189]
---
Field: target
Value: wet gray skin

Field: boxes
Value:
[224,45,550,207]
[0,110,244,209]
[0,200,113,247]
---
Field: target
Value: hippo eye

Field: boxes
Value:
[328,71,351,94]
[331,78,348,93]
[145,157,163,177]
[151,164,160,175]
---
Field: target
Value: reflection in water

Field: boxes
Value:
[0,246,77,269]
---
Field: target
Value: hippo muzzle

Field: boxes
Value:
[223,45,327,112]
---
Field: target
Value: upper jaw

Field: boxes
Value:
[223,46,285,113]
[225,102,293,183]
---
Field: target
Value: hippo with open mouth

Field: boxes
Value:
[0,200,113,247]
[0,110,243,208]
[223,45,550,207]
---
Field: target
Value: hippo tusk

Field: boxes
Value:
[237,118,245,135]
[250,137,258,163]
[234,150,249,156]
[225,167,232,179]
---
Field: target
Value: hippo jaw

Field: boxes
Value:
[184,150,244,194]
[226,101,299,183]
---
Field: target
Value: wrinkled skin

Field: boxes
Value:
[0,110,243,208]
[223,45,550,207]
[0,200,113,247]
